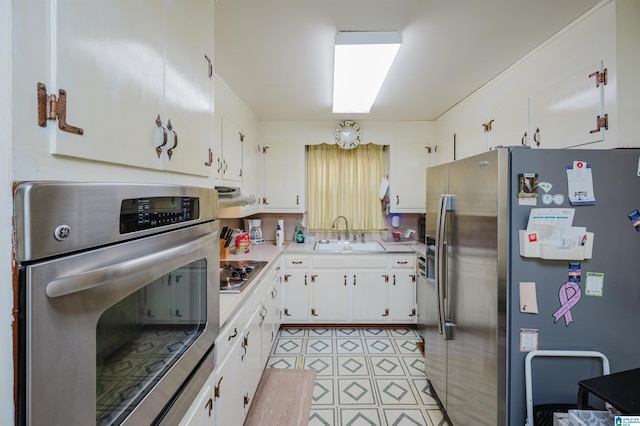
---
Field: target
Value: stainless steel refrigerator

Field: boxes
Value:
[421,147,640,425]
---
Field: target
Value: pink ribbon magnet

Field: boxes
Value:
[553,282,581,326]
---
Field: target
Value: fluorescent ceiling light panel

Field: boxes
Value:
[333,31,402,114]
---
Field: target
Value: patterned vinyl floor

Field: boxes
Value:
[265,326,448,426]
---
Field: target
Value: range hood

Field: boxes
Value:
[215,186,255,208]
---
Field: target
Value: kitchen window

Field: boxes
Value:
[306,143,387,231]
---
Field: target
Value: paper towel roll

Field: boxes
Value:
[379,178,389,200]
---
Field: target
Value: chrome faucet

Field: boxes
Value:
[332,215,349,242]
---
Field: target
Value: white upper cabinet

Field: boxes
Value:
[240,133,260,215]
[49,0,214,176]
[262,143,306,212]
[389,143,430,213]
[218,114,244,183]
[529,61,607,149]
[437,2,625,156]
[162,0,215,176]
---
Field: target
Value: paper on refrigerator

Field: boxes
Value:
[526,208,576,246]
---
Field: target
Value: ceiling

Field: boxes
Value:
[214,0,603,122]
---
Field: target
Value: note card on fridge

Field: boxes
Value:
[519,282,539,314]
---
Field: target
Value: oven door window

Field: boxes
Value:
[96,259,207,425]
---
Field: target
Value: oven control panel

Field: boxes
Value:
[120,196,200,234]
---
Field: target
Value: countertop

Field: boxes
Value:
[218,239,426,327]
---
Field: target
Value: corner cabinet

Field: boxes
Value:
[389,144,430,213]
[47,0,214,176]
[262,144,306,212]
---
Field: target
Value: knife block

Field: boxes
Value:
[220,240,229,260]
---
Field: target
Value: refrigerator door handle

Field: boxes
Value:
[435,194,449,338]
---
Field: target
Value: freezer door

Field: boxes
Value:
[445,149,507,426]
[424,163,449,407]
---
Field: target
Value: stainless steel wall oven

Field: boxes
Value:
[15,183,220,426]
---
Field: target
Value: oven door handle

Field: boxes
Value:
[46,232,215,298]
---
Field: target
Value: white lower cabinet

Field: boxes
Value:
[283,256,310,322]
[261,262,283,366]
[284,253,418,324]
[213,335,245,426]
[389,255,417,322]
[351,269,389,322]
[310,269,349,321]
[180,261,283,425]
[244,305,263,414]
[178,375,215,425]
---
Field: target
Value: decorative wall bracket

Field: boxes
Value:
[37,82,84,135]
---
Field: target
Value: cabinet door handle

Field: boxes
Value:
[296,195,299,205]
[311,308,318,317]
[214,377,223,399]
[396,195,400,205]
[382,274,389,283]
[155,115,168,158]
[382,308,389,317]
[344,275,347,286]
[533,127,541,147]
[228,327,238,341]
[393,275,396,285]
[166,119,178,159]
[521,131,528,146]
[205,397,213,417]
[311,274,318,283]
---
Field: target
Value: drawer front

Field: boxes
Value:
[313,255,386,269]
[390,255,415,268]
[214,307,248,364]
[286,256,309,268]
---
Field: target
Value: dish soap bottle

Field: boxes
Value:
[294,219,305,243]
[276,224,284,247]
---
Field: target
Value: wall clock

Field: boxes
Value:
[334,121,361,149]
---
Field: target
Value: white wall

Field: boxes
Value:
[260,120,436,148]
[1,0,15,422]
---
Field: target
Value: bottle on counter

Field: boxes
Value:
[276,224,284,247]
[294,218,305,243]
[278,218,285,241]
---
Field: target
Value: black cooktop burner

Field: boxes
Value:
[219,260,268,293]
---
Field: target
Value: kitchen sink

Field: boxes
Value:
[314,240,385,252]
